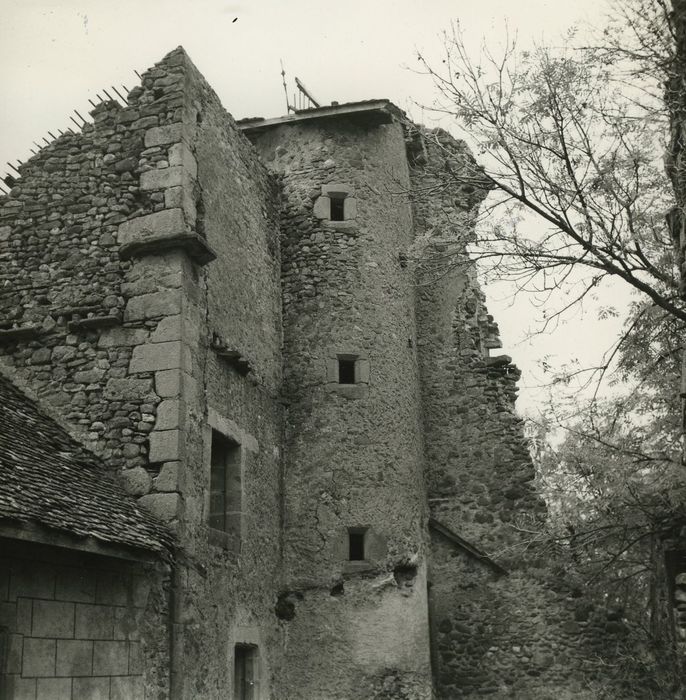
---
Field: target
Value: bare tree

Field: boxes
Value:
[415,9,684,330]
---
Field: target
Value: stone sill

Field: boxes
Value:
[321,220,359,234]
[326,383,368,399]
[0,325,41,344]
[208,527,240,553]
[119,232,216,266]
[342,560,375,575]
[68,315,121,332]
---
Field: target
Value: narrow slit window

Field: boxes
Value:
[338,358,356,384]
[330,194,345,221]
[209,431,241,538]
[348,530,366,561]
[234,644,259,700]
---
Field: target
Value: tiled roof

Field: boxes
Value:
[0,373,172,557]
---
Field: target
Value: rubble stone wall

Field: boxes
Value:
[0,47,286,699]
[247,117,433,699]
[411,130,653,698]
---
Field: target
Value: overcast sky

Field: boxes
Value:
[0,0,630,416]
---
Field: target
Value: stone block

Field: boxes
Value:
[313,195,330,219]
[153,461,180,492]
[168,142,198,178]
[148,429,181,462]
[128,641,143,674]
[23,638,56,677]
[104,377,154,402]
[121,467,152,496]
[118,209,187,248]
[131,577,150,608]
[17,598,32,634]
[111,675,144,700]
[150,314,182,343]
[129,340,184,374]
[96,574,130,607]
[125,290,181,322]
[140,166,184,191]
[122,252,186,297]
[145,123,184,147]
[73,368,106,384]
[72,677,110,700]
[322,183,354,196]
[358,358,370,384]
[113,607,142,641]
[93,640,129,675]
[36,678,71,700]
[155,369,181,398]
[0,568,8,600]
[7,634,23,673]
[165,186,196,223]
[55,568,96,604]
[138,492,180,522]
[131,115,159,130]
[9,563,55,600]
[31,600,75,638]
[75,604,113,639]
[98,327,149,348]
[344,197,357,219]
[0,601,16,627]
[56,639,93,676]
[155,399,181,431]
[5,676,36,700]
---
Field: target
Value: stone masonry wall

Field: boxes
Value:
[152,50,286,699]
[0,46,286,699]
[0,539,168,700]
[247,116,432,699]
[412,129,658,698]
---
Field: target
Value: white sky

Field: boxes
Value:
[0,0,632,417]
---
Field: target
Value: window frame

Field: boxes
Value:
[207,426,243,551]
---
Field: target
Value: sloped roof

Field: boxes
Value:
[238,99,405,132]
[0,373,172,557]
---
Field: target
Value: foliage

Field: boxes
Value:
[415,6,685,327]
[417,0,686,684]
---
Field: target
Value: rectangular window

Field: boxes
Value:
[234,644,259,700]
[209,431,241,539]
[348,529,366,561]
[330,194,345,221]
[338,357,356,384]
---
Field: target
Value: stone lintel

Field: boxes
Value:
[67,315,120,332]
[0,325,41,344]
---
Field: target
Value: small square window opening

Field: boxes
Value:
[330,194,346,221]
[348,530,366,561]
[338,358,356,384]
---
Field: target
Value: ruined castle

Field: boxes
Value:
[0,47,665,699]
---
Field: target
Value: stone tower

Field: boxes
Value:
[244,105,433,698]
